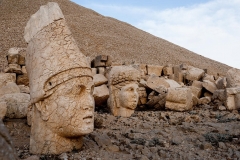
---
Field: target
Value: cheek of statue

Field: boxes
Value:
[119,84,139,110]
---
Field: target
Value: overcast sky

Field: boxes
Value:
[71,0,240,69]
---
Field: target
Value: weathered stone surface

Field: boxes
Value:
[98,67,105,75]
[16,74,29,86]
[93,84,109,106]
[108,66,140,117]
[165,88,193,111]
[4,64,23,74]
[163,65,173,76]
[0,73,16,88]
[93,55,107,67]
[91,68,97,76]
[93,74,108,87]
[0,102,7,119]
[18,85,30,93]
[226,68,240,88]
[192,80,203,89]
[25,2,94,154]
[7,52,19,64]
[185,66,205,81]
[215,77,227,89]
[165,79,181,88]
[18,51,26,66]
[0,82,20,97]
[146,75,170,90]
[147,86,167,109]
[21,66,27,74]
[224,87,240,110]
[202,74,215,82]
[204,91,212,98]
[189,86,202,98]
[0,120,18,160]
[198,97,211,105]
[173,65,185,83]
[132,64,147,78]
[202,80,217,93]
[147,65,163,76]
[192,95,199,106]
[212,89,226,102]
[138,87,147,105]
[0,93,30,118]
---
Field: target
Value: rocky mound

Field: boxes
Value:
[0,0,230,75]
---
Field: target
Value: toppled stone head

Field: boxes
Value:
[25,2,94,154]
[108,66,140,117]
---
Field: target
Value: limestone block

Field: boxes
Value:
[4,64,23,74]
[147,65,163,76]
[0,82,20,97]
[163,66,173,76]
[18,85,30,94]
[24,2,94,154]
[21,66,27,74]
[185,66,205,81]
[92,68,97,76]
[192,94,199,106]
[189,86,202,98]
[198,97,211,105]
[94,55,107,67]
[0,73,16,88]
[138,87,147,105]
[7,53,19,64]
[0,102,7,119]
[146,75,170,90]
[204,91,212,98]
[224,87,240,110]
[226,68,240,88]
[165,88,193,111]
[108,66,140,117]
[93,84,109,106]
[173,65,184,83]
[0,93,30,118]
[202,80,217,93]
[147,86,167,109]
[93,74,108,87]
[0,120,18,160]
[192,80,203,89]
[203,74,215,82]
[132,64,147,77]
[106,55,113,67]
[16,74,29,86]
[165,79,181,88]
[98,67,105,75]
[212,89,226,102]
[215,77,227,89]
[18,53,26,66]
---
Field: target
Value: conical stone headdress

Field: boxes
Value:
[24,2,92,104]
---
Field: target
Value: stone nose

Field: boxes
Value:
[81,94,94,110]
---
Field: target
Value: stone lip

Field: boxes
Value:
[24,2,64,43]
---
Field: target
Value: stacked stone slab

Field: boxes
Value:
[91,55,113,75]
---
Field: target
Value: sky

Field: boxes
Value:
[71,0,240,69]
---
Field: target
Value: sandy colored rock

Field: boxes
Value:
[226,68,240,88]
[224,87,240,110]
[198,97,211,105]
[215,77,227,89]
[147,65,163,76]
[4,64,23,74]
[147,86,167,109]
[185,66,205,81]
[165,87,193,111]
[131,64,147,78]
[21,66,27,74]
[202,80,217,93]
[93,74,108,87]
[163,65,173,76]
[93,84,109,106]
[108,66,140,117]
[91,68,97,76]
[189,86,202,98]
[0,102,7,119]
[165,79,181,88]
[138,87,147,105]
[93,55,107,67]
[16,74,29,86]
[0,82,20,97]
[0,73,16,88]
[97,67,105,75]
[202,74,215,82]
[25,2,94,154]
[7,49,19,64]
[146,75,170,90]
[18,85,30,94]
[192,80,203,89]
[0,93,30,118]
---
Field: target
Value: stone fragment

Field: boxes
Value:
[93,55,107,67]
[107,145,120,152]
[192,80,203,89]
[21,66,27,74]
[212,89,226,102]
[185,66,205,81]
[7,51,19,64]
[147,86,167,109]
[93,74,108,87]
[204,91,212,98]
[25,2,94,154]
[218,106,226,111]
[189,86,202,98]
[0,93,30,118]
[147,65,163,76]
[198,97,211,105]
[16,74,29,86]
[0,102,7,119]
[18,85,30,93]
[146,75,169,90]
[224,87,240,110]
[138,87,147,105]
[18,51,26,66]
[202,74,215,82]
[132,64,147,78]
[91,68,97,76]
[93,84,109,106]
[90,133,112,147]
[215,77,227,89]
[0,120,18,160]
[202,80,217,93]
[163,65,173,76]
[192,95,199,106]
[0,73,16,88]
[98,67,105,74]
[4,64,23,74]
[106,55,113,67]
[165,87,193,111]
[0,82,20,97]
[226,68,240,87]
[173,65,185,83]
[165,79,181,88]
[108,66,140,117]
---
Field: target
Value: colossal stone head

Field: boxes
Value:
[108,66,140,117]
[24,2,94,154]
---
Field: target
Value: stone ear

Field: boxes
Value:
[35,101,49,121]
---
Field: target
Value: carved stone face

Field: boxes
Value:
[38,77,94,137]
[118,83,139,110]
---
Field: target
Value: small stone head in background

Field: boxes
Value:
[25,2,94,154]
[108,66,140,117]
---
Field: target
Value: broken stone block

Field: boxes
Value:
[94,55,108,67]
[165,79,181,88]
[192,94,199,106]
[226,68,240,88]
[163,65,173,76]
[203,74,215,82]
[4,64,23,74]
[224,87,240,110]
[18,51,26,66]
[212,89,226,102]
[93,74,108,87]
[185,66,205,81]
[7,52,19,64]
[215,77,227,89]
[0,102,7,119]
[132,64,147,77]
[146,75,170,90]
[173,65,184,83]
[147,86,167,109]
[16,74,29,86]
[0,93,30,118]
[165,88,193,111]
[147,65,163,76]
[18,85,30,94]
[91,68,97,76]
[0,73,16,88]
[0,82,20,97]
[192,80,203,89]
[106,55,113,67]
[198,97,211,105]
[189,86,202,98]
[138,87,147,105]
[21,66,27,74]
[98,67,105,75]
[204,91,213,98]
[93,84,109,106]
[202,80,217,93]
